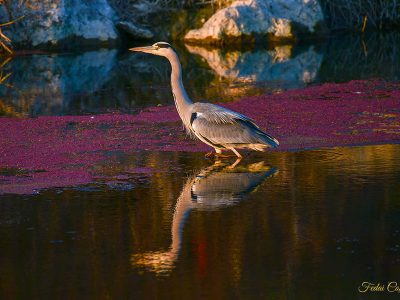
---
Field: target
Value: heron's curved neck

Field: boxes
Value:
[166,52,193,129]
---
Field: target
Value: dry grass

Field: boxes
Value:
[0,0,24,55]
[0,56,12,86]
[321,0,400,31]
[0,28,12,54]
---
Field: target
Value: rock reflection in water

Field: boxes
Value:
[319,32,400,82]
[185,44,322,86]
[0,49,117,116]
[131,160,277,275]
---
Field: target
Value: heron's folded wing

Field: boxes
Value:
[191,110,262,145]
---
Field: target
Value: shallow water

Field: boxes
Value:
[1,30,400,298]
[0,144,399,299]
[1,33,400,117]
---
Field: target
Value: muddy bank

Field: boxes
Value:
[1,80,399,194]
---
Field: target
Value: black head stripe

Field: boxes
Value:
[155,42,172,49]
[155,42,176,52]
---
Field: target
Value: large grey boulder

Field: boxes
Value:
[116,21,154,39]
[185,0,325,43]
[1,0,118,48]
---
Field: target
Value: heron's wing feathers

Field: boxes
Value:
[190,103,278,147]
[191,103,259,127]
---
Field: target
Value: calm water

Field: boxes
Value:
[0,145,399,299]
[1,32,400,299]
[1,33,400,117]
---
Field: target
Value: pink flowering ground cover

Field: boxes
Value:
[1,80,399,194]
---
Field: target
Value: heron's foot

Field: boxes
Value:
[206,150,239,159]
[215,153,233,158]
[205,151,232,159]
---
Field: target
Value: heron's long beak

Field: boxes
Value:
[129,46,156,53]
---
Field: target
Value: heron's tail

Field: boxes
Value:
[257,131,279,148]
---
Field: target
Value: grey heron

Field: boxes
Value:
[129,42,279,158]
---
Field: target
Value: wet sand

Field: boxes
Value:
[1,80,399,194]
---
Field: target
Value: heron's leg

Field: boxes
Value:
[227,157,242,169]
[215,148,232,158]
[205,148,220,158]
[207,148,234,159]
[230,148,243,159]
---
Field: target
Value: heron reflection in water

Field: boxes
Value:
[131,160,277,274]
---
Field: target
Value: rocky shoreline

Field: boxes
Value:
[1,0,325,50]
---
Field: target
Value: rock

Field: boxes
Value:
[116,21,154,39]
[184,0,325,44]
[185,44,322,86]
[1,0,118,48]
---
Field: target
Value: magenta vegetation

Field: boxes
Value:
[1,80,399,194]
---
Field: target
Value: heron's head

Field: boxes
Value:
[129,42,175,57]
